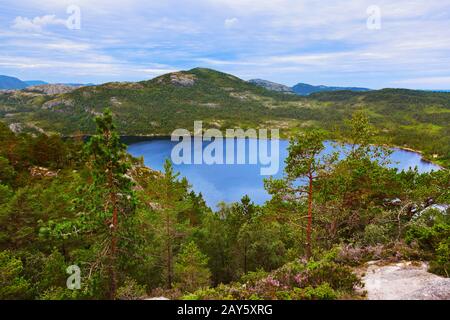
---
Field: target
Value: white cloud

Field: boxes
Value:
[224,18,238,28]
[2,0,450,87]
[12,15,66,32]
[392,77,450,89]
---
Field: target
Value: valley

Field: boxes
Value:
[0,68,449,168]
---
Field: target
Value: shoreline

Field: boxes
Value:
[64,134,445,169]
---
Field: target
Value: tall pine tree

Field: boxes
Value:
[84,108,136,299]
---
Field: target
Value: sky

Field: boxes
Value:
[1,0,450,89]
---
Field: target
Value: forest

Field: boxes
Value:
[1,109,448,300]
[1,68,449,167]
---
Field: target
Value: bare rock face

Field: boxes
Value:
[42,98,74,110]
[30,166,58,178]
[361,261,450,300]
[25,84,79,95]
[8,122,45,135]
[9,123,24,133]
[169,73,197,87]
[248,79,294,93]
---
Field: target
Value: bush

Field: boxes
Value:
[0,250,31,299]
[117,278,147,300]
[429,238,450,277]
[184,249,362,300]
[174,242,211,293]
[292,283,338,300]
[38,286,84,300]
[363,224,390,245]
[405,209,450,277]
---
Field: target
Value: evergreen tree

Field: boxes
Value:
[84,108,136,299]
[174,241,211,293]
[266,130,337,259]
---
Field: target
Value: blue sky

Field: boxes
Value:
[1,0,450,89]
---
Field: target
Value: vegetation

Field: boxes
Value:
[0,68,449,167]
[0,108,448,300]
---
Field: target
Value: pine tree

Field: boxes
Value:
[266,130,337,259]
[84,108,136,299]
[157,160,192,289]
[174,241,211,293]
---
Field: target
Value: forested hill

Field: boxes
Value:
[0,68,449,167]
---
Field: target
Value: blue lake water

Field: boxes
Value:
[127,138,441,208]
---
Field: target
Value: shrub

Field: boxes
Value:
[117,278,147,300]
[38,286,84,300]
[405,209,450,277]
[0,250,31,299]
[184,249,362,300]
[363,224,390,245]
[174,242,211,293]
[429,238,450,277]
[301,283,337,300]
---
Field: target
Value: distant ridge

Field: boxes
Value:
[24,80,48,86]
[248,78,371,95]
[0,75,94,90]
[292,83,371,95]
[248,79,294,93]
[0,75,28,90]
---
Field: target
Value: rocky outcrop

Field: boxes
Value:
[42,98,74,110]
[169,73,197,87]
[25,84,79,95]
[8,122,45,134]
[9,123,24,133]
[30,166,58,178]
[249,79,294,93]
[361,261,450,300]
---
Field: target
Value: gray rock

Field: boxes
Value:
[249,79,294,93]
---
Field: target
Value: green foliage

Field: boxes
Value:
[363,224,391,246]
[0,156,16,185]
[116,278,147,300]
[174,242,211,293]
[0,108,448,300]
[293,283,337,300]
[1,69,449,166]
[0,184,13,205]
[406,209,450,276]
[183,249,360,300]
[0,250,30,299]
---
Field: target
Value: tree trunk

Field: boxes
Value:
[306,172,313,260]
[108,160,118,300]
[166,213,173,289]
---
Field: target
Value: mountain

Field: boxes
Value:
[59,83,96,87]
[0,67,448,166]
[292,83,371,95]
[0,75,28,90]
[1,75,93,90]
[24,84,80,95]
[24,80,48,86]
[248,79,294,93]
[248,78,371,96]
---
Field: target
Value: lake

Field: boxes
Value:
[127,138,441,208]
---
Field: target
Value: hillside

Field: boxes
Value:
[248,79,294,93]
[0,67,449,166]
[248,78,371,95]
[24,80,48,86]
[0,75,28,90]
[292,83,371,95]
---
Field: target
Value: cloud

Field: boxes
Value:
[392,77,450,89]
[2,0,450,87]
[224,18,238,28]
[12,15,67,32]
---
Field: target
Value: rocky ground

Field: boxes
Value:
[360,261,450,300]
